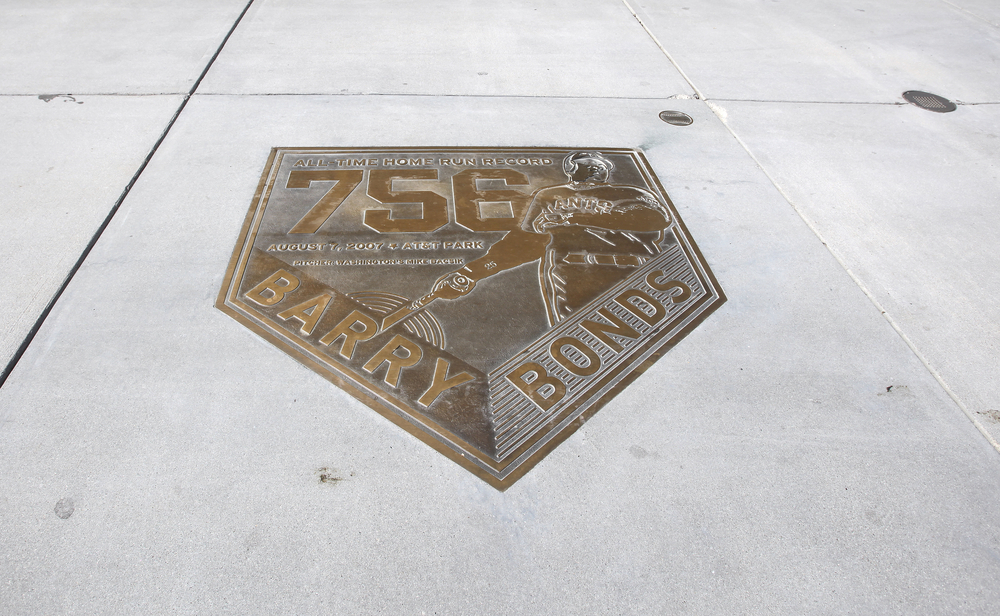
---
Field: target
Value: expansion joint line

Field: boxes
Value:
[0,0,257,388]
[623,0,1000,455]
[939,0,1000,29]
[712,111,1000,454]
[620,0,705,100]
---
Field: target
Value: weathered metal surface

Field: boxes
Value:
[217,148,725,489]
[902,91,957,113]
[658,110,694,126]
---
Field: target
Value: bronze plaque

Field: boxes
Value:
[217,148,724,489]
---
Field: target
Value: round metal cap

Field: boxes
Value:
[658,110,694,126]
[902,91,956,113]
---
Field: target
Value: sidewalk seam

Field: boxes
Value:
[0,0,257,388]
[193,92,696,100]
[705,100,1000,454]
[624,0,1000,454]
[940,0,1000,29]
[620,0,704,100]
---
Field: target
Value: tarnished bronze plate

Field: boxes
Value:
[217,148,724,489]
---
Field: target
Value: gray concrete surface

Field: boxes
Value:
[198,0,693,97]
[0,95,181,370]
[0,0,250,94]
[630,0,1000,102]
[947,0,1000,27]
[715,100,1000,446]
[2,1,999,613]
[0,0,250,372]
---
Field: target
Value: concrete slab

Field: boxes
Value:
[0,0,250,94]
[947,0,1000,27]
[713,99,1000,447]
[0,94,183,373]
[1,94,998,613]
[197,0,693,97]
[628,0,1000,103]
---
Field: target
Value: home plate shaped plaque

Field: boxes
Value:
[217,148,725,489]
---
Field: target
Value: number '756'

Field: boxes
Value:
[285,168,531,234]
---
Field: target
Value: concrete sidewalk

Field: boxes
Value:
[2,1,999,613]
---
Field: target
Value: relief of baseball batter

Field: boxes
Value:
[385,152,671,329]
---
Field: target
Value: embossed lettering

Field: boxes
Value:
[365,169,448,233]
[615,289,666,326]
[363,335,423,387]
[506,362,566,411]
[319,310,379,360]
[417,358,475,407]
[277,293,332,335]
[286,169,364,234]
[245,269,300,306]
[549,337,601,377]
[580,308,640,353]
[452,169,530,232]
[645,271,692,303]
